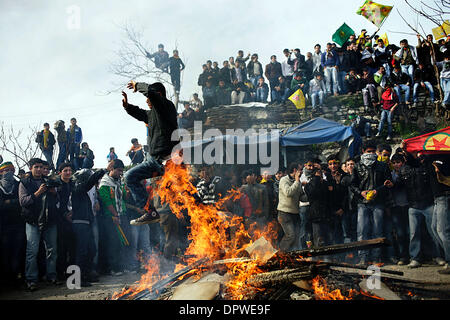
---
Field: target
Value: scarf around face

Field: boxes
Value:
[361,153,377,167]
[0,171,16,195]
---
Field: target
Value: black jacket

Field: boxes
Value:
[71,170,106,223]
[35,130,56,150]
[390,71,410,86]
[350,161,392,205]
[125,82,179,159]
[413,66,437,85]
[304,176,332,223]
[0,181,23,227]
[247,61,264,78]
[397,164,434,209]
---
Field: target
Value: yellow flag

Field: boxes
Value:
[432,20,450,41]
[379,32,389,46]
[288,89,305,109]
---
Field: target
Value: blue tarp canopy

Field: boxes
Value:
[281,118,356,146]
[280,118,362,158]
[179,117,361,158]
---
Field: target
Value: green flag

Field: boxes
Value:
[332,23,355,47]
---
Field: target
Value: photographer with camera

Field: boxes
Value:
[18,158,60,291]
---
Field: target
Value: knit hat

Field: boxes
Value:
[0,162,14,173]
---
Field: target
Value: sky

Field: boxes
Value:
[0,0,440,169]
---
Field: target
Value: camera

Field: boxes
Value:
[43,176,62,188]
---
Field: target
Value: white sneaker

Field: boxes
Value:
[386,135,392,141]
[434,257,446,266]
[407,260,421,268]
[375,132,381,137]
[111,271,123,276]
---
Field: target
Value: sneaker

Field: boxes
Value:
[111,271,123,276]
[434,257,446,266]
[47,279,62,286]
[375,132,381,137]
[408,260,421,268]
[26,282,37,292]
[397,260,406,266]
[438,264,450,275]
[386,135,392,141]
[130,209,160,226]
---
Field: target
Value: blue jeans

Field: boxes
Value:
[311,91,324,109]
[42,148,54,170]
[299,206,312,249]
[413,82,435,102]
[125,156,164,208]
[73,223,96,280]
[432,195,450,262]
[250,76,262,88]
[25,223,57,283]
[324,66,339,95]
[409,205,440,261]
[377,109,393,136]
[68,143,80,169]
[357,203,384,261]
[256,86,268,103]
[129,224,151,270]
[394,84,411,103]
[338,71,348,94]
[401,64,414,84]
[272,88,290,103]
[441,78,450,106]
[82,157,94,169]
[56,142,67,170]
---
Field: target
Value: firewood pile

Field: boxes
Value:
[116,238,450,301]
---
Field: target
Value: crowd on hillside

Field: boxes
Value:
[174,31,450,141]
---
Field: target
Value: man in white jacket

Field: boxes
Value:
[277,162,304,252]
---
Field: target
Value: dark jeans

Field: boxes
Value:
[101,216,123,272]
[56,142,67,170]
[68,143,80,169]
[299,206,312,249]
[277,211,301,252]
[342,209,357,243]
[124,156,164,208]
[384,206,410,262]
[171,72,181,92]
[73,223,96,281]
[56,220,76,279]
[159,212,180,275]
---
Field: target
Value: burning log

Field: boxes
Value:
[269,238,390,264]
[118,257,209,300]
[246,265,327,288]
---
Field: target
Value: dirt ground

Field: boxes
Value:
[0,262,449,300]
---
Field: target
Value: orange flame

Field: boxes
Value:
[312,275,357,300]
[113,157,279,300]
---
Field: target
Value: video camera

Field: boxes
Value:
[43,175,63,189]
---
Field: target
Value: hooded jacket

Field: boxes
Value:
[124,82,179,160]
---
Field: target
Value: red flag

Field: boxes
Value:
[404,126,450,154]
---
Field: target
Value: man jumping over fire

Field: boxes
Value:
[121,81,179,225]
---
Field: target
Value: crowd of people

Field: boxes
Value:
[1,137,449,292]
[175,31,450,141]
[1,30,449,295]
